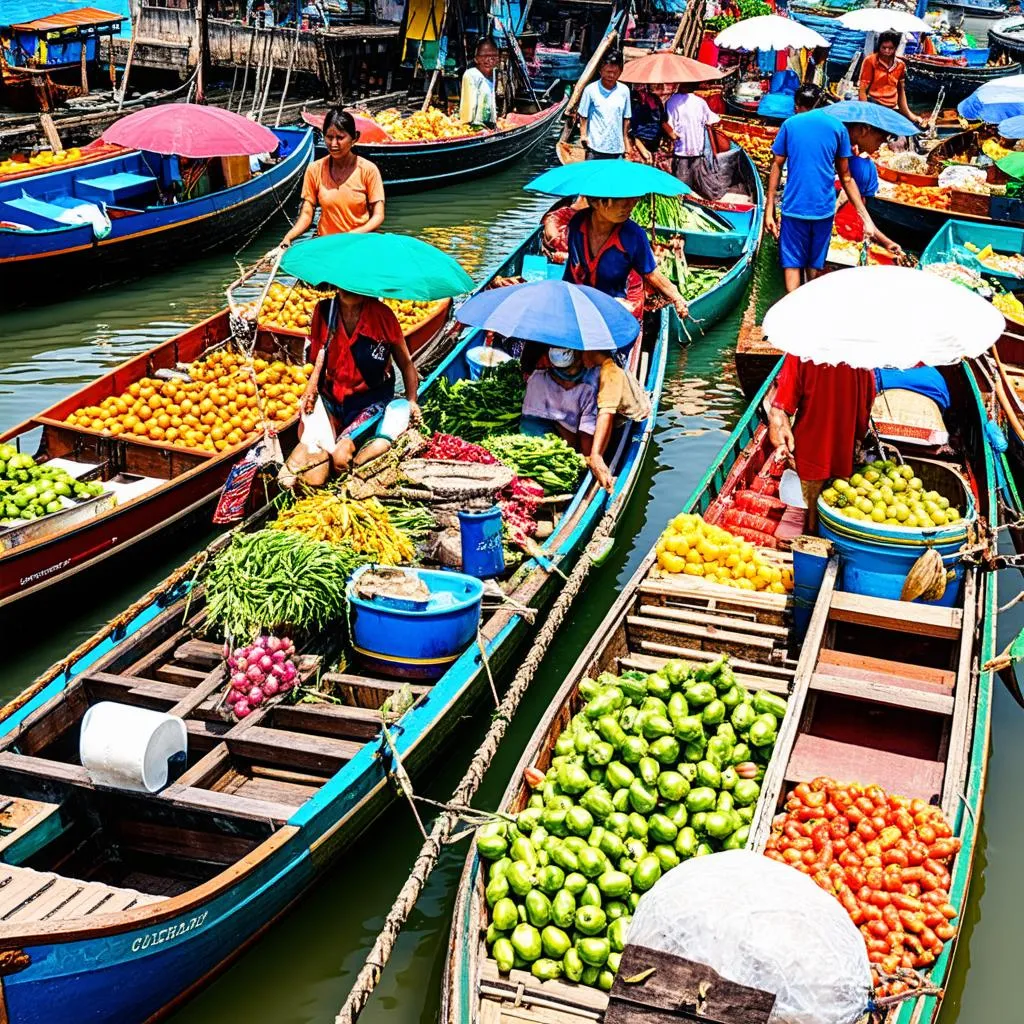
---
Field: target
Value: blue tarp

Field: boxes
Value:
[0,0,131,30]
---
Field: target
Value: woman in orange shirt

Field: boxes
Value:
[279,109,385,247]
[857,32,925,129]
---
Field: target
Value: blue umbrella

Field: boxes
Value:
[998,115,1024,139]
[823,100,920,137]
[525,160,690,198]
[455,280,640,350]
[958,75,1024,123]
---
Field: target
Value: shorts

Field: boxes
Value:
[585,148,622,160]
[779,215,833,271]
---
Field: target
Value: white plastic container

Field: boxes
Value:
[79,702,188,794]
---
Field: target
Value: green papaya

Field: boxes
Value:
[653,844,680,872]
[605,761,635,791]
[633,854,662,892]
[581,786,615,821]
[608,916,631,953]
[541,925,572,959]
[492,897,519,931]
[575,904,607,936]
[620,735,648,764]
[648,735,680,765]
[648,813,678,844]
[563,947,584,982]
[506,861,535,896]
[494,937,515,973]
[577,936,611,968]
[563,871,588,896]
[525,889,552,928]
[536,865,566,894]
[486,874,510,906]
[510,923,542,962]
[565,806,594,837]
[597,870,632,898]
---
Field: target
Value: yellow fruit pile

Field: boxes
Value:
[0,147,83,176]
[64,351,313,453]
[655,513,793,594]
[246,282,331,334]
[373,108,480,141]
[995,290,1024,325]
[382,297,438,333]
[821,462,961,528]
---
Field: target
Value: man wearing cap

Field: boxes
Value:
[521,348,599,452]
[765,85,899,292]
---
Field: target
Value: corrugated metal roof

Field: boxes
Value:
[1,0,130,31]
[11,6,125,31]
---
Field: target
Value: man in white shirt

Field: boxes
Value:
[579,52,636,160]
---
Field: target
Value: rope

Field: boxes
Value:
[332,488,628,1024]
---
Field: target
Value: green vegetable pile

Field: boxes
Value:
[632,197,727,233]
[652,250,728,300]
[481,434,586,495]
[706,0,771,33]
[419,359,525,443]
[477,656,787,990]
[205,529,369,641]
[0,444,105,526]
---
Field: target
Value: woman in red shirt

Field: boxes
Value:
[283,290,419,484]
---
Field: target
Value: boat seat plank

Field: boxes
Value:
[227,727,361,775]
[810,672,955,715]
[153,664,210,687]
[637,603,790,638]
[640,575,789,617]
[86,671,192,705]
[9,879,88,923]
[160,783,295,825]
[479,959,608,1013]
[320,672,431,697]
[41,882,116,921]
[0,751,95,788]
[787,734,945,802]
[167,667,229,719]
[817,649,956,692]
[829,592,962,639]
[942,571,978,816]
[271,704,385,742]
[0,870,57,917]
[637,639,796,675]
[627,614,778,655]
[172,639,226,668]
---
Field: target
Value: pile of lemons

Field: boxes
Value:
[65,351,312,453]
[821,462,961,528]
[655,513,793,594]
[0,148,83,176]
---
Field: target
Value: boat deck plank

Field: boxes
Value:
[829,591,962,639]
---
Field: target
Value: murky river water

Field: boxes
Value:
[1,139,1020,1023]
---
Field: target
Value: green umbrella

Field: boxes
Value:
[279,233,474,300]
[997,152,1024,179]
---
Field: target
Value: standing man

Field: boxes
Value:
[765,85,898,292]
[460,37,499,128]
[768,354,876,531]
[665,83,720,188]
[859,32,926,129]
[579,52,636,160]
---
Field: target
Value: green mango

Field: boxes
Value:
[605,761,635,791]
[685,787,717,813]
[476,832,508,861]
[510,923,542,962]
[551,888,576,929]
[531,958,563,981]
[580,882,602,908]
[648,813,678,845]
[696,761,721,789]
[608,916,631,952]
[536,865,566,895]
[704,811,733,840]
[673,715,705,743]
[599,831,625,861]
[563,871,588,896]
[557,761,592,795]
[749,715,778,748]
[565,806,594,837]
[653,844,680,872]
[575,904,607,936]
[596,715,627,748]
[733,779,761,806]
[486,873,510,906]
[549,842,579,873]
[664,802,688,829]
[702,699,726,726]
[494,937,515,973]
[586,740,615,767]
[657,770,689,803]
[675,826,698,859]
[541,925,572,959]
[628,778,658,815]
[627,812,649,840]
[691,811,708,835]
[605,811,630,838]
[645,673,672,700]
[638,757,660,786]
[642,713,673,741]
[731,702,757,733]
[605,900,628,921]
[489,857,512,881]
[684,681,716,707]
[577,846,606,878]
[563,947,584,982]
[506,861,534,896]
[719,767,738,791]
[620,735,648,764]
[633,855,662,892]
[492,897,519,931]
[597,870,632,898]
[585,686,624,720]
[577,936,611,968]
[611,787,631,814]
[581,786,614,821]
[648,735,680,765]
[540,807,568,838]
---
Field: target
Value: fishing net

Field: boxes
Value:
[626,850,872,1024]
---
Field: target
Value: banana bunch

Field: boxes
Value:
[271,490,416,564]
[900,548,952,603]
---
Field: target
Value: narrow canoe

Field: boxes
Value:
[301,98,567,194]
[0,127,314,304]
[443,359,997,1024]
[0,226,668,1024]
[919,217,1024,292]
[905,54,1021,106]
[0,294,448,614]
[990,14,1024,64]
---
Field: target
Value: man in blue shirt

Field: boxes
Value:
[579,53,636,160]
[765,85,898,292]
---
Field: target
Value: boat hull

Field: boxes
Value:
[307,99,567,195]
[988,15,1024,63]
[0,128,313,304]
[867,195,955,249]
[905,56,1022,104]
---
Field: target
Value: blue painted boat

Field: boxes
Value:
[920,217,1024,290]
[0,126,313,306]
[443,358,997,1024]
[0,227,668,1023]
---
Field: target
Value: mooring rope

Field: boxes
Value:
[332,489,628,1024]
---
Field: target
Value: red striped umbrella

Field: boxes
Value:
[619,51,725,85]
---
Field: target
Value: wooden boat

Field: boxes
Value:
[934,0,1011,40]
[554,141,765,339]
[919,217,1024,291]
[0,293,449,613]
[905,53,1021,106]
[990,14,1024,64]
[0,227,668,1024]
[0,127,314,305]
[300,98,567,194]
[444,359,997,1024]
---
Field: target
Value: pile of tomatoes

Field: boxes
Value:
[766,778,961,999]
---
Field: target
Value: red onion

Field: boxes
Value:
[258,654,273,673]
[252,635,267,650]
[282,661,297,683]
[231,671,248,688]
[263,679,280,697]
[225,688,242,706]
[236,658,248,673]
[271,650,286,665]
[246,664,263,684]
[266,635,282,653]
[247,686,265,706]
[234,700,251,718]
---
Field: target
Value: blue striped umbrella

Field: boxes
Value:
[455,280,639,349]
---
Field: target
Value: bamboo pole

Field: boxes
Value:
[421,0,450,112]
[275,23,301,126]
[332,489,629,1024]
[116,0,140,109]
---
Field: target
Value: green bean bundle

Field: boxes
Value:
[481,434,586,495]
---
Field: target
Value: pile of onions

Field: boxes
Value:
[222,635,298,720]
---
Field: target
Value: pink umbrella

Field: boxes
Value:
[101,104,280,157]
[619,51,725,85]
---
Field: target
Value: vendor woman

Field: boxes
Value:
[286,289,420,481]
[564,197,689,322]
[279,109,385,246]
[521,347,598,452]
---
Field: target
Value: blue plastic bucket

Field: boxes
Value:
[458,506,506,578]
[347,566,484,680]
[466,346,512,381]
[791,539,831,641]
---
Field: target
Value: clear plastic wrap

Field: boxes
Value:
[625,850,871,1024]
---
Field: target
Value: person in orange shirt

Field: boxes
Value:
[278,108,385,247]
[857,33,925,129]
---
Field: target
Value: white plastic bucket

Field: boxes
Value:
[80,702,188,794]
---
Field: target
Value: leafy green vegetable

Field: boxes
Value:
[482,434,586,495]
[419,359,525,442]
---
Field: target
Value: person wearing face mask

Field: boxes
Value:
[563,193,689,322]
[277,108,385,249]
[520,347,599,452]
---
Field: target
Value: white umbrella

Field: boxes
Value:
[838,9,932,34]
[761,266,1005,369]
[714,15,829,52]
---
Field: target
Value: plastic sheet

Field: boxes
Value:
[626,850,871,1024]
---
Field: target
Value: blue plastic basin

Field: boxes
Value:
[347,566,484,680]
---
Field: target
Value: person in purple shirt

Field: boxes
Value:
[765,85,899,292]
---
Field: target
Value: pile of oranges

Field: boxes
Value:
[64,350,313,453]
[382,297,440,334]
[249,282,331,334]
